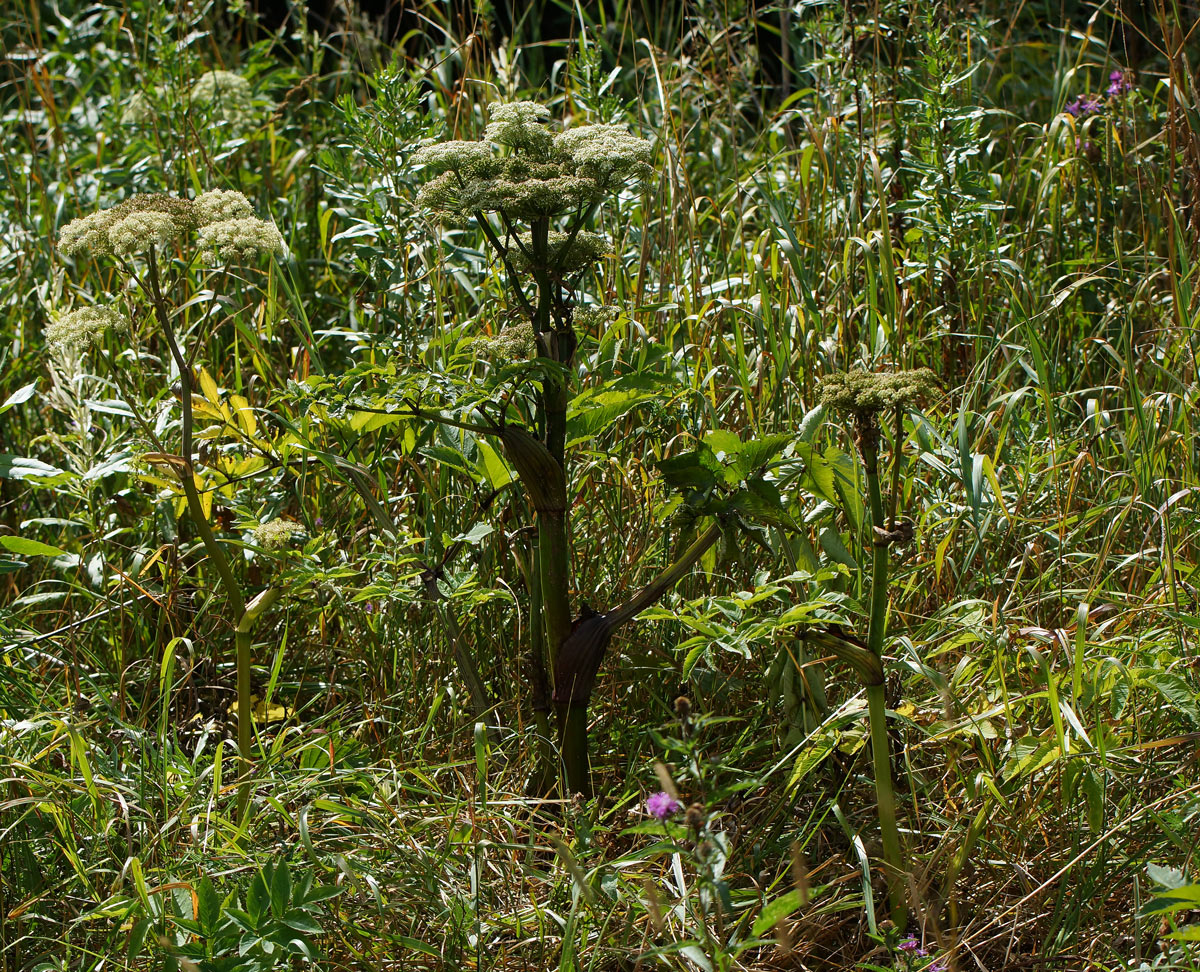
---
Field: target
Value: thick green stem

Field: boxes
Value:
[559,704,591,798]
[861,420,907,927]
[538,511,573,675]
[236,587,280,822]
[526,551,556,793]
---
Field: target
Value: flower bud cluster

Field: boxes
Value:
[507,230,611,274]
[197,216,284,262]
[818,368,939,416]
[413,101,655,230]
[474,322,537,360]
[123,70,259,130]
[251,518,305,550]
[573,304,621,332]
[44,306,130,353]
[58,190,282,262]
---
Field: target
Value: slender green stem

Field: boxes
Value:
[861,417,907,927]
[142,253,245,617]
[236,587,280,822]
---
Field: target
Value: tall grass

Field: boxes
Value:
[2,0,1200,970]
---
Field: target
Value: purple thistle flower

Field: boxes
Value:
[1065,96,1102,118]
[1107,69,1133,97]
[899,937,929,956]
[646,790,681,820]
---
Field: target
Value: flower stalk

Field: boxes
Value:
[818,368,937,929]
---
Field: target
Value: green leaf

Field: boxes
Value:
[197,876,220,935]
[787,729,837,791]
[0,454,65,481]
[737,433,791,476]
[567,379,663,444]
[657,450,718,492]
[476,439,514,490]
[269,862,292,917]
[0,383,36,414]
[454,522,494,545]
[1141,672,1200,727]
[704,429,743,459]
[0,536,69,558]
[1147,863,1189,891]
[1139,884,1200,916]
[752,889,805,936]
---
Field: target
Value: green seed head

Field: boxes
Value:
[817,368,939,416]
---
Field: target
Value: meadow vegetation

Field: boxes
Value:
[2,1,1200,969]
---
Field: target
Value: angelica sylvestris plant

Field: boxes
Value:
[816,368,938,927]
[54,189,283,820]
[299,100,798,795]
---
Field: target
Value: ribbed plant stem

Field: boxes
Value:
[862,423,907,927]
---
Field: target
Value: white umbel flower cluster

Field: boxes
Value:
[475,322,537,360]
[190,70,255,127]
[108,210,185,256]
[484,101,553,153]
[194,189,256,224]
[251,518,305,550]
[413,102,655,235]
[58,190,282,263]
[44,306,129,353]
[197,216,284,262]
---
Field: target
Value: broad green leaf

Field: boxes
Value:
[1141,672,1200,727]
[738,433,791,476]
[0,536,69,557]
[704,429,743,459]
[658,450,718,492]
[477,439,514,489]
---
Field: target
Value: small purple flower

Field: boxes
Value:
[646,790,681,820]
[1065,96,1102,118]
[1107,69,1133,97]
[899,937,928,956]
[928,961,948,972]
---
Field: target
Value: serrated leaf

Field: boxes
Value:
[197,876,220,935]
[1147,863,1189,891]
[269,862,292,917]
[454,521,494,545]
[657,450,718,492]
[738,433,791,476]
[704,429,743,459]
[787,731,837,791]
[477,439,514,489]
[1141,672,1200,727]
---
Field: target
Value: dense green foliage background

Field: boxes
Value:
[3,0,1200,969]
